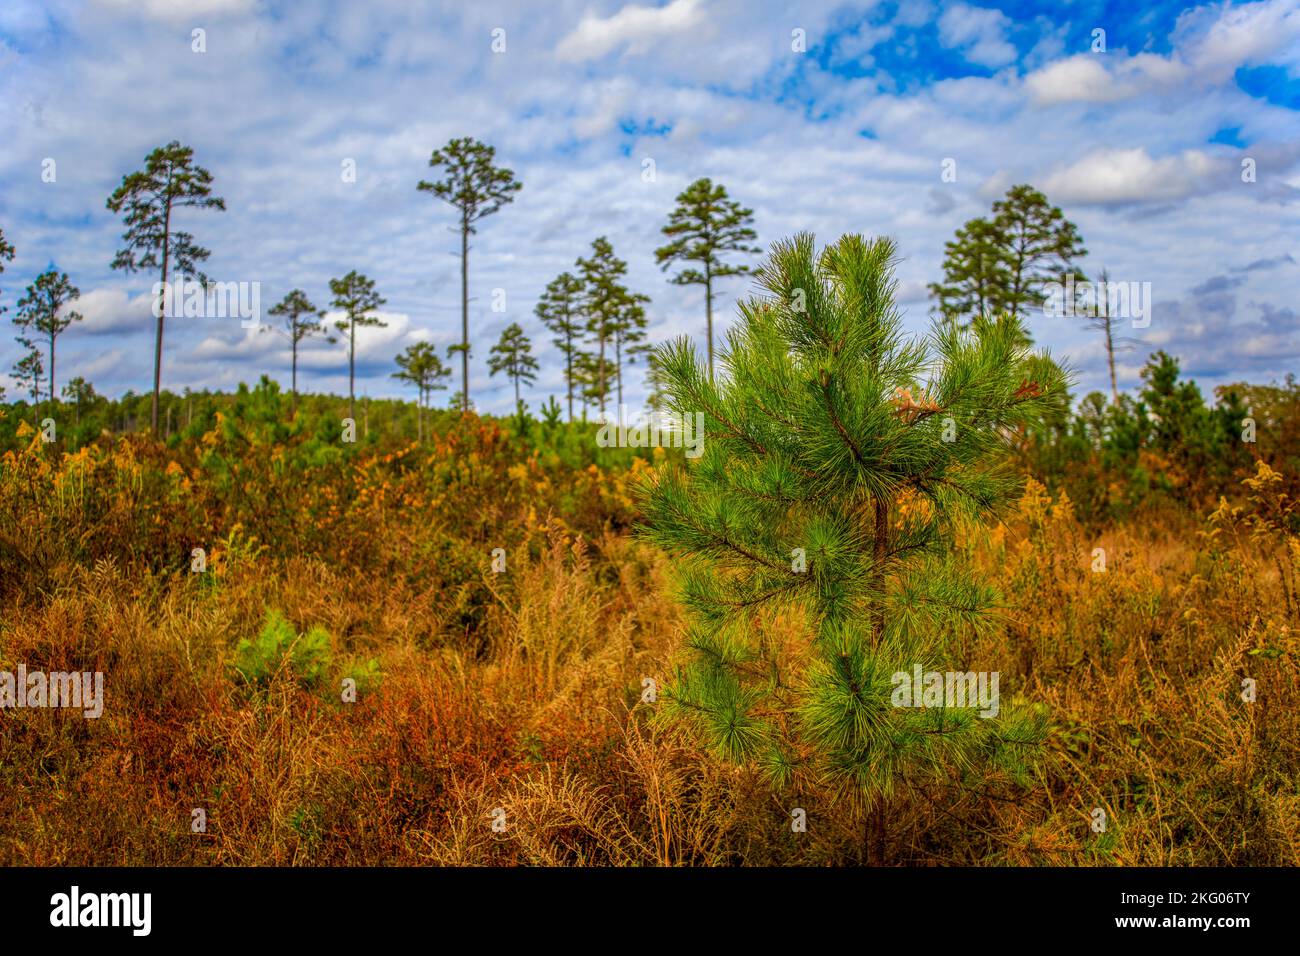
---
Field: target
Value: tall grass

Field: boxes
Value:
[1,416,1296,865]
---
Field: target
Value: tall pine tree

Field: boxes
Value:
[487,321,539,408]
[993,184,1086,322]
[393,340,451,442]
[106,141,225,431]
[927,217,1009,327]
[11,349,43,405]
[578,237,645,417]
[329,271,386,421]
[266,289,332,413]
[611,276,650,410]
[1080,267,1134,406]
[14,267,82,403]
[535,271,586,422]
[0,230,12,404]
[929,185,1085,333]
[418,137,522,411]
[655,178,759,379]
[641,232,1062,863]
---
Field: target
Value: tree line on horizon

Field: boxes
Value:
[2,137,766,429]
[0,134,1247,432]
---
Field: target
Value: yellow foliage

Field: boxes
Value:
[1018,477,1051,524]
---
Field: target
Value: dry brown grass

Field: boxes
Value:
[2,439,1297,866]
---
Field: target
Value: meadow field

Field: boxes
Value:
[2,369,1296,867]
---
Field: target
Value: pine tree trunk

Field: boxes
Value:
[868,493,892,865]
[705,268,713,380]
[871,495,890,645]
[153,195,173,433]
[348,318,356,421]
[598,334,607,417]
[1105,320,1118,406]
[615,336,623,408]
[461,210,469,413]
[566,333,574,423]
[976,252,986,321]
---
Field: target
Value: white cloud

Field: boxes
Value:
[1025,54,1138,105]
[937,3,1016,68]
[76,288,152,336]
[1180,0,1300,79]
[1040,147,1224,205]
[1025,0,1300,106]
[1025,52,1200,106]
[325,311,415,360]
[556,0,706,61]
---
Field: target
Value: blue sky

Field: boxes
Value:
[1,0,1298,413]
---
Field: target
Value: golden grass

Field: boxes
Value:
[2,435,1297,866]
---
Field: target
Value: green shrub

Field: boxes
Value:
[233,609,332,688]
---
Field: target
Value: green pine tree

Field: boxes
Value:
[535,271,586,422]
[13,267,82,404]
[106,141,225,431]
[62,376,96,427]
[655,178,760,378]
[929,185,1086,334]
[993,184,1086,322]
[418,137,522,412]
[393,340,451,442]
[577,237,644,417]
[573,350,600,421]
[640,232,1064,863]
[329,271,387,421]
[643,351,668,413]
[487,321,539,408]
[266,289,333,413]
[611,278,650,410]
[11,346,43,405]
[927,217,1010,327]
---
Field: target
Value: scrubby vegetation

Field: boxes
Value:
[2,347,1296,865]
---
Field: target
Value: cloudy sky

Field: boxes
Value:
[2,0,1298,413]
